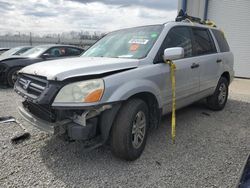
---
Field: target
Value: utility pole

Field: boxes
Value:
[29,32,32,46]
[58,34,60,44]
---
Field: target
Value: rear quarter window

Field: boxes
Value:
[212,29,230,52]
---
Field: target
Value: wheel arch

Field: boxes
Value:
[99,91,162,144]
[221,71,230,83]
[127,92,162,129]
[6,66,24,86]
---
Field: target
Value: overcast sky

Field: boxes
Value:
[0,0,178,34]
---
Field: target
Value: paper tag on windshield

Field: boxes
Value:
[130,43,140,51]
[128,38,149,45]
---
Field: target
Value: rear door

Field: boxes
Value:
[155,26,200,109]
[191,27,219,92]
[211,29,232,78]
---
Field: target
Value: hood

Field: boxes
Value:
[19,57,139,81]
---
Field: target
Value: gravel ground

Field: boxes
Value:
[0,86,250,188]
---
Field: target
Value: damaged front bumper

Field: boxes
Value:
[18,106,68,134]
[18,103,114,141]
[14,73,120,142]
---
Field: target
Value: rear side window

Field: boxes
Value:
[212,29,230,52]
[164,27,193,58]
[192,28,216,55]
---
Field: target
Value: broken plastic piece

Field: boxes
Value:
[0,116,31,144]
[0,116,16,123]
[11,132,31,144]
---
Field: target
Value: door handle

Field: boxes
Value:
[216,59,222,63]
[191,63,200,69]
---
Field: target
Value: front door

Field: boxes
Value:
[155,26,200,113]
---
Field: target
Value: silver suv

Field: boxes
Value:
[14,21,234,161]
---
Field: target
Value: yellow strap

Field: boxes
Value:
[205,20,217,28]
[165,60,176,144]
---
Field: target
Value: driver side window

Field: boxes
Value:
[164,27,193,58]
[154,26,193,63]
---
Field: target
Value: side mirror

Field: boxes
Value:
[41,53,51,59]
[163,47,184,62]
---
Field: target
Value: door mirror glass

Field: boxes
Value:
[163,47,184,61]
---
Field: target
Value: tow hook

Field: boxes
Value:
[0,116,31,144]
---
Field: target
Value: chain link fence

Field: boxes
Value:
[0,35,97,49]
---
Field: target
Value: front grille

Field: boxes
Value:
[17,74,48,99]
[23,101,56,122]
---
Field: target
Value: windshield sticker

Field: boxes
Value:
[128,38,149,45]
[130,43,140,51]
[151,33,158,38]
[118,55,134,58]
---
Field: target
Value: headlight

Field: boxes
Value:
[54,79,104,103]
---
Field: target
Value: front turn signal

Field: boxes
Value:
[84,89,104,103]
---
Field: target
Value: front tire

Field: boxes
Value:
[7,67,21,87]
[111,98,149,161]
[206,77,229,111]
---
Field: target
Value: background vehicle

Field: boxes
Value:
[15,21,234,161]
[0,48,10,55]
[237,154,250,188]
[0,46,32,59]
[0,44,84,86]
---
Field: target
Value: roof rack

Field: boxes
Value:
[175,9,217,27]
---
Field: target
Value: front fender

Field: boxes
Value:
[103,79,163,108]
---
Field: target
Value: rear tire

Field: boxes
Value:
[206,77,229,111]
[111,98,149,161]
[7,67,21,87]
